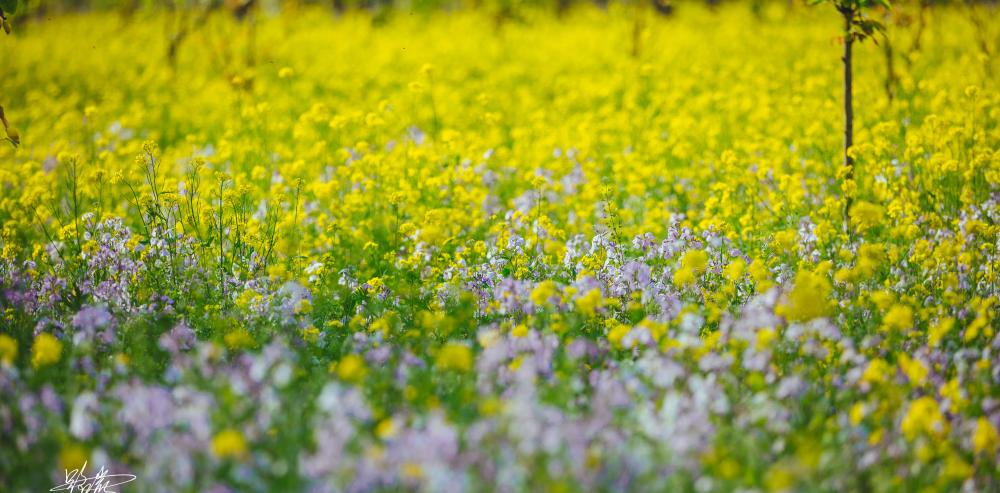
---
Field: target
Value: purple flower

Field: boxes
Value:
[72,306,113,331]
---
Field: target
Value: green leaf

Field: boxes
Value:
[0,0,17,15]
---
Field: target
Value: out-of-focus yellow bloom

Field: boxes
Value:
[435,343,472,372]
[59,443,89,472]
[211,429,248,459]
[0,334,17,365]
[723,258,745,283]
[301,325,321,343]
[853,243,885,280]
[401,462,424,479]
[335,354,368,382]
[673,249,708,287]
[530,280,558,307]
[973,417,999,454]
[773,230,797,253]
[881,305,914,333]
[777,270,832,322]
[755,327,777,351]
[850,201,884,233]
[376,418,398,440]
[898,354,928,386]
[575,288,603,317]
[510,323,528,338]
[750,259,774,291]
[901,396,947,440]
[606,320,631,349]
[943,452,973,480]
[849,402,866,425]
[928,317,955,347]
[31,333,62,368]
[861,358,891,386]
[224,329,255,350]
[940,378,967,410]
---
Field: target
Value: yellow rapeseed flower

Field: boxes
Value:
[0,334,17,365]
[575,288,603,317]
[849,201,884,233]
[898,354,928,386]
[901,396,947,441]
[777,270,832,322]
[530,280,559,307]
[435,343,473,372]
[928,317,955,347]
[860,358,891,386]
[881,305,914,333]
[31,333,62,368]
[336,354,368,382]
[973,417,999,454]
[673,249,709,287]
[59,443,89,472]
[211,429,248,459]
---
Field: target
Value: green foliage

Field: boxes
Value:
[809,0,890,43]
[0,0,16,15]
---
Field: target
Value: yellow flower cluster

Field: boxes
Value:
[0,3,996,491]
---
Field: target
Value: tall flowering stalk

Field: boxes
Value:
[810,0,889,226]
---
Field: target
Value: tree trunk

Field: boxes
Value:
[882,32,896,101]
[843,8,854,223]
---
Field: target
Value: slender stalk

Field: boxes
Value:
[882,31,897,101]
[631,0,644,59]
[841,6,855,224]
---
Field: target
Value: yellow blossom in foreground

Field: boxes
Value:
[435,343,472,372]
[898,354,928,386]
[575,288,603,317]
[723,258,745,283]
[0,334,17,365]
[510,323,528,338]
[606,320,632,349]
[749,259,774,292]
[376,418,398,440]
[336,354,368,382]
[31,333,62,369]
[211,429,248,459]
[777,270,832,322]
[941,378,967,409]
[673,249,708,287]
[764,462,795,492]
[773,230,797,253]
[861,358,891,386]
[901,396,947,441]
[928,317,955,347]
[530,280,559,307]
[224,329,256,350]
[850,201,884,233]
[365,277,384,295]
[301,325,321,343]
[755,327,778,351]
[849,402,866,425]
[943,452,973,480]
[881,305,914,333]
[401,462,424,480]
[853,244,885,280]
[59,443,89,472]
[973,417,999,454]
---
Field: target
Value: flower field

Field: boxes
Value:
[1,2,999,491]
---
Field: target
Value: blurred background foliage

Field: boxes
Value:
[0,0,995,24]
